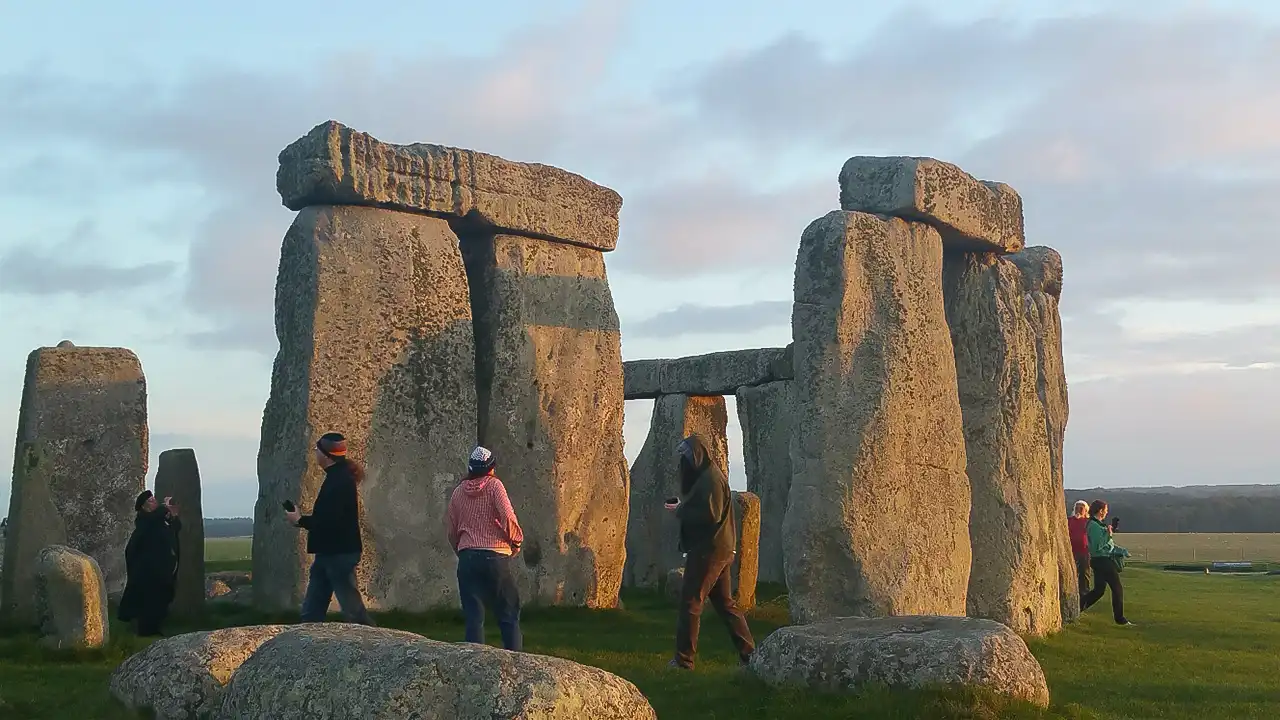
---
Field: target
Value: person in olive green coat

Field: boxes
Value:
[666,434,755,670]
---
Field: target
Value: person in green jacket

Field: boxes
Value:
[1080,500,1133,626]
[666,434,756,670]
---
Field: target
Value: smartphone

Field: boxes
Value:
[282,500,296,513]
[1111,517,1120,530]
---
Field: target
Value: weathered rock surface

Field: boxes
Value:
[463,233,628,607]
[750,616,1050,708]
[624,394,728,589]
[1013,246,1077,622]
[623,346,792,399]
[33,544,108,649]
[155,449,205,620]
[110,625,287,719]
[666,567,685,602]
[731,491,760,611]
[277,120,622,251]
[944,252,1061,636]
[255,205,477,612]
[736,380,792,584]
[2,345,147,622]
[785,211,971,623]
[839,157,1024,254]
[216,624,657,719]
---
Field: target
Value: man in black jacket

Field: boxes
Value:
[284,432,374,625]
[118,490,181,636]
[667,434,755,670]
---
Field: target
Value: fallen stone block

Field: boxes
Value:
[750,616,1049,708]
[215,624,657,719]
[110,625,287,719]
[277,120,622,251]
[839,157,1024,253]
[34,544,109,649]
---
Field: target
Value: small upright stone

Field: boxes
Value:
[731,491,760,611]
[34,544,109,649]
[736,381,792,584]
[155,449,205,620]
[277,120,623,251]
[839,157,1024,253]
[624,395,729,589]
[0,442,67,624]
[2,344,147,620]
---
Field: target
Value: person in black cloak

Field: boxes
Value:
[117,489,181,637]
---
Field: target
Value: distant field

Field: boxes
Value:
[204,536,252,572]
[1116,532,1280,562]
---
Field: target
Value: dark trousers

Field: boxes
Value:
[300,552,374,625]
[674,552,755,668]
[457,549,523,651]
[1075,553,1092,596]
[1081,556,1125,622]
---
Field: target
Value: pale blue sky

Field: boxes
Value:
[4,0,1280,516]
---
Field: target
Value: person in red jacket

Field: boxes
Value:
[447,446,525,651]
[1067,500,1091,596]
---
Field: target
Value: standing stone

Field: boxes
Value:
[33,544,109,649]
[1,442,67,624]
[731,491,760,611]
[943,252,1061,636]
[1011,246,1078,622]
[255,205,477,612]
[736,381,792,584]
[786,211,970,624]
[624,395,729,589]
[155,449,205,620]
[2,345,147,619]
[462,233,628,607]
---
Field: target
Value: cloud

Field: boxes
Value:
[624,300,791,339]
[0,229,177,297]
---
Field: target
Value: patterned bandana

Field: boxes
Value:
[469,446,495,473]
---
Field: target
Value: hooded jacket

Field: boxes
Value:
[675,435,736,560]
[447,471,524,554]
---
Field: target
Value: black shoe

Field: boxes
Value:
[1116,619,1134,626]
[667,659,692,671]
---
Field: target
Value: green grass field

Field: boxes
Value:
[204,536,252,572]
[1115,532,1280,562]
[5,566,1280,718]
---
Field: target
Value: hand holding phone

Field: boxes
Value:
[282,500,296,513]
[664,496,679,511]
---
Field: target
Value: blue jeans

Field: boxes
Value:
[456,549,522,651]
[300,552,374,625]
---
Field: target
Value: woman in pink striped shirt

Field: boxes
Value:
[446,446,525,651]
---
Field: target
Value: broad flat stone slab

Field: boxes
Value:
[216,624,657,719]
[1013,246,1076,622]
[731,491,760,611]
[839,157,1024,253]
[34,544,108,649]
[786,211,971,623]
[944,252,1061,636]
[278,120,622,251]
[110,625,287,719]
[255,205,477,612]
[1,344,147,621]
[750,616,1050,708]
[737,380,792,584]
[623,346,792,399]
[463,233,628,608]
[624,395,728,589]
[155,449,205,620]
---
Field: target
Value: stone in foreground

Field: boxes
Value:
[155,448,205,620]
[624,394,729,589]
[786,211,971,623]
[944,252,1061,636]
[34,545,108,649]
[277,120,622,251]
[463,233,629,608]
[736,380,792,584]
[110,625,287,719]
[2,344,147,616]
[731,491,760,611]
[839,157,1024,253]
[750,616,1050,708]
[216,624,656,719]
[0,442,67,625]
[255,205,477,612]
[622,346,793,400]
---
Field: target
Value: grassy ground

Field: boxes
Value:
[204,536,252,572]
[5,566,1280,718]
[1115,532,1280,562]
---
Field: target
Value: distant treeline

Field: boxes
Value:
[1066,486,1280,532]
[206,517,253,538]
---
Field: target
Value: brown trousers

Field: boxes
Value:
[674,552,755,668]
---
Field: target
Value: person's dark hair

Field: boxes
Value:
[317,432,362,485]
[1089,500,1108,518]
